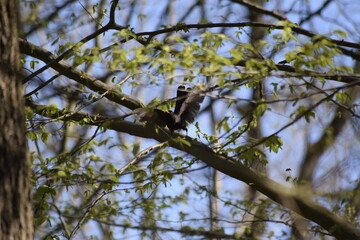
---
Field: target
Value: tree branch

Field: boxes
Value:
[20,39,142,110]
[22,0,124,83]
[109,0,119,24]
[26,100,360,240]
[299,0,333,25]
[25,0,77,37]
[69,190,109,240]
[298,85,357,183]
[135,22,360,50]
[231,0,287,21]
[97,220,245,239]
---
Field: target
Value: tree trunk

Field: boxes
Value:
[0,0,33,239]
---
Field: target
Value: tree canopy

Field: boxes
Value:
[19,0,360,239]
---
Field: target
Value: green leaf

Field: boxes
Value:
[333,30,347,38]
[34,185,56,199]
[57,171,66,177]
[291,106,316,122]
[109,175,118,182]
[27,131,39,140]
[132,142,140,156]
[263,136,283,153]
[177,137,191,147]
[30,60,39,69]
[41,132,49,143]
[336,92,350,104]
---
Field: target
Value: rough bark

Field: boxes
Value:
[0,0,33,239]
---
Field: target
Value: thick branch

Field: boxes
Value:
[109,0,119,23]
[27,100,360,240]
[20,39,142,110]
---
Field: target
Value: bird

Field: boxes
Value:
[137,85,204,132]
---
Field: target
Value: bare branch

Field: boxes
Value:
[231,0,287,21]
[69,190,109,240]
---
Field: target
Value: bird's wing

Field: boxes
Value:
[174,85,188,115]
[136,108,170,127]
[175,87,204,124]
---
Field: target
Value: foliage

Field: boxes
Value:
[21,0,360,239]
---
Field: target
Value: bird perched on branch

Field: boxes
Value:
[137,85,204,132]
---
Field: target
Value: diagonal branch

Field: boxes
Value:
[118,142,167,176]
[231,0,287,21]
[298,84,358,184]
[299,0,333,25]
[69,190,109,240]
[26,100,360,240]
[20,39,142,110]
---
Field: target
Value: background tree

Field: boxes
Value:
[20,0,360,239]
[0,0,33,239]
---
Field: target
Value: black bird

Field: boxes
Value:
[137,86,204,132]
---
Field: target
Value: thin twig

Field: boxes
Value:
[231,0,287,21]
[25,67,72,96]
[233,89,340,157]
[303,79,360,118]
[118,142,168,176]
[51,201,71,238]
[36,72,132,126]
[69,190,108,240]
[23,0,123,83]
[68,142,166,239]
